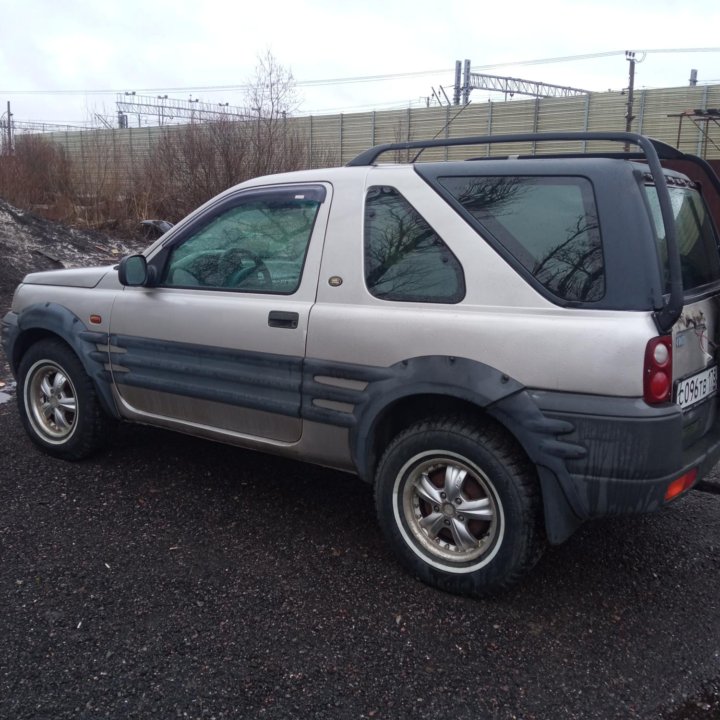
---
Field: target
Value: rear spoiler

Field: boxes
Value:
[348,131,720,334]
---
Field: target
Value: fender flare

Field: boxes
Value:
[9,303,119,419]
[341,355,585,544]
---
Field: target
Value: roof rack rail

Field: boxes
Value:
[346,131,684,167]
[348,131,713,334]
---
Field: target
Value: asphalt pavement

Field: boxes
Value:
[1,397,720,720]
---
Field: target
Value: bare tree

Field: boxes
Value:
[0,51,332,233]
[142,52,316,220]
[0,135,73,211]
[246,50,300,122]
[244,51,302,176]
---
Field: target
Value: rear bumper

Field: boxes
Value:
[490,389,720,543]
[534,390,720,517]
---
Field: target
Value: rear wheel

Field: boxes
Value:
[17,339,111,460]
[375,417,544,597]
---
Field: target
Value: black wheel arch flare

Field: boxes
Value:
[5,303,118,419]
[305,354,587,545]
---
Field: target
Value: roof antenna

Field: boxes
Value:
[410,100,473,163]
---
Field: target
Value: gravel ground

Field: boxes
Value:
[1,397,720,720]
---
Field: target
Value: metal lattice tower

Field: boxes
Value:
[452,60,590,103]
[115,94,249,128]
[467,72,590,100]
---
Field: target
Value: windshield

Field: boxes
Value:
[644,184,720,293]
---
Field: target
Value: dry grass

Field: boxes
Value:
[0,119,338,237]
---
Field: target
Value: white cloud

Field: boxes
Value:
[1,0,719,124]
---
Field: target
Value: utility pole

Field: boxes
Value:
[4,101,12,155]
[625,51,636,133]
[453,61,462,105]
[462,59,471,105]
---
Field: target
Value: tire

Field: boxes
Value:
[17,339,111,460]
[374,416,545,597]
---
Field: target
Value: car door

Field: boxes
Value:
[108,183,330,443]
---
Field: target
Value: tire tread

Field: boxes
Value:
[375,414,545,597]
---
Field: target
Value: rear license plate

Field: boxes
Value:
[674,366,718,410]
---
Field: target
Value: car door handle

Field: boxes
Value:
[268,310,299,329]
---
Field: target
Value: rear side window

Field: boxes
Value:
[644,185,720,293]
[364,186,465,303]
[438,176,604,302]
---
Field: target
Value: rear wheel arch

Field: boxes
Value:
[360,393,514,481]
[348,355,527,483]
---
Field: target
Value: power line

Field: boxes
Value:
[297,97,431,114]
[0,73,450,96]
[2,47,719,97]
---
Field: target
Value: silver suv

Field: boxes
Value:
[4,131,720,597]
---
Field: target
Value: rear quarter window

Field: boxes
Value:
[437,176,604,302]
[364,186,465,303]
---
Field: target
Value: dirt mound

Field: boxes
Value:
[0,199,143,309]
[0,198,145,390]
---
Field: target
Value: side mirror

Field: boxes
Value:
[118,255,149,286]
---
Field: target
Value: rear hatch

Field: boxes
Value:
[644,178,720,422]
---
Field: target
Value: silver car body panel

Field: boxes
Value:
[21,266,112,288]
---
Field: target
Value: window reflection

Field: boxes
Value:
[439,176,604,302]
[364,186,465,303]
[163,195,321,294]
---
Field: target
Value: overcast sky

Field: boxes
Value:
[2,0,720,128]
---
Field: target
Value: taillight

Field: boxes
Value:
[643,336,673,404]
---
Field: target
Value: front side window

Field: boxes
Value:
[163,189,323,294]
[364,186,465,303]
[438,176,604,302]
[644,184,720,293]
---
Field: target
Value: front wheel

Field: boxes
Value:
[375,417,545,597]
[17,339,111,460]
